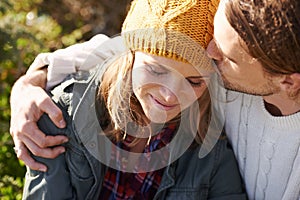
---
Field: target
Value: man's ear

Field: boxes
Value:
[279,73,300,92]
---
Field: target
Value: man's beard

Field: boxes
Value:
[216,70,280,96]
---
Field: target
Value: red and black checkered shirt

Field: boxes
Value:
[99,124,176,200]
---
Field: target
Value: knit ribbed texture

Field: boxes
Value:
[224,91,300,200]
[121,0,219,70]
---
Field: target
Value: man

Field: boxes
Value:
[206,1,300,199]
[10,0,300,199]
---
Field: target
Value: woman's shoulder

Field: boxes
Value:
[175,134,238,179]
[50,71,92,106]
[208,134,237,169]
[37,72,93,137]
[169,135,242,191]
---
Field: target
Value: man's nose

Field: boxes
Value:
[206,40,222,61]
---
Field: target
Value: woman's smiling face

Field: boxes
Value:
[132,52,211,123]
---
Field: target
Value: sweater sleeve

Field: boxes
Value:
[46,34,112,89]
[26,34,125,89]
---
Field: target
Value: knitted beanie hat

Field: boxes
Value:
[121,0,219,70]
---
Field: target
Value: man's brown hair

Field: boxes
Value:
[225,0,300,75]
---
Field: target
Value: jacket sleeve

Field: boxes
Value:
[22,154,75,200]
[22,114,75,200]
[208,139,248,200]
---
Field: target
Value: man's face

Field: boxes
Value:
[206,0,281,96]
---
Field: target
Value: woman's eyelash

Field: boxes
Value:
[148,65,167,75]
[146,64,205,87]
[187,79,204,87]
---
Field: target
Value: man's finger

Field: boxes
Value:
[36,89,66,129]
[13,141,48,172]
[22,122,68,148]
[22,135,66,159]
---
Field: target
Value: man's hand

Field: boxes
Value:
[10,69,68,171]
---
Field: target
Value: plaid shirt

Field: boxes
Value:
[99,124,176,200]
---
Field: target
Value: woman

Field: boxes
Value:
[22,0,246,199]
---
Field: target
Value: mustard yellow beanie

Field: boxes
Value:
[121,0,220,70]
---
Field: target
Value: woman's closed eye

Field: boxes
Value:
[186,77,205,87]
[147,64,168,76]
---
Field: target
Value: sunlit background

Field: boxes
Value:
[0,0,131,198]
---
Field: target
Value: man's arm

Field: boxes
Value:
[27,34,113,89]
[10,34,122,171]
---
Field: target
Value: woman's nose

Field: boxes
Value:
[159,86,177,104]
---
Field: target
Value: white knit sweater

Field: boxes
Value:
[225,91,300,200]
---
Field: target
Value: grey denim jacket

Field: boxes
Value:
[22,64,247,200]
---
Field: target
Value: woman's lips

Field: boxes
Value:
[150,95,178,111]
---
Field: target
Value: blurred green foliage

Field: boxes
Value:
[0,0,67,198]
[0,0,130,199]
